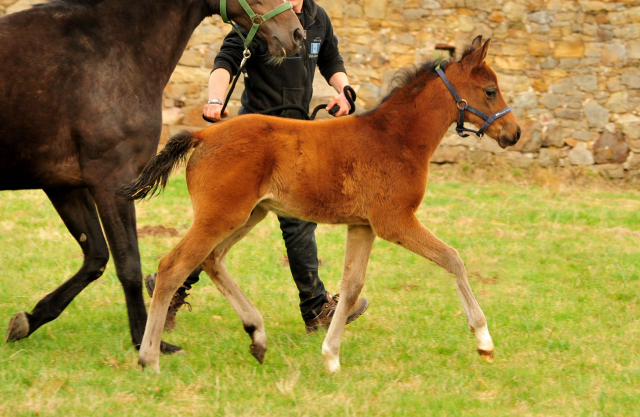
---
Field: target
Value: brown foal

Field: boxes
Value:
[122,36,521,373]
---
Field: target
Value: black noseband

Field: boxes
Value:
[436,66,511,138]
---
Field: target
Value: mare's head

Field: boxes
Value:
[440,36,521,148]
[213,0,304,57]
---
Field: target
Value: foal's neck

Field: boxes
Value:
[364,75,458,161]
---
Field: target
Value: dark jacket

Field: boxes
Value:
[212,0,346,119]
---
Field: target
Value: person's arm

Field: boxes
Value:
[203,29,245,121]
[325,71,351,117]
[203,68,232,121]
[316,9,350,117]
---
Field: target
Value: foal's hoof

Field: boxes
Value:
[477,348,494,363]
[5,312,30,343]
[160,341,184,354]
[250,343,266,364]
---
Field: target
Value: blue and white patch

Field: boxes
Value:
[308,37,322,58]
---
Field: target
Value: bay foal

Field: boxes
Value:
[123,36,521,372]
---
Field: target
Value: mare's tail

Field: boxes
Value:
[118,130,200,200]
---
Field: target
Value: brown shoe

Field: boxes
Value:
[145,273,191,331]
[304,292,369,333]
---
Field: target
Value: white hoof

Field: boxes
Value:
[322,345,341,373]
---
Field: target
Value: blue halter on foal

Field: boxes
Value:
[435,65,512,138]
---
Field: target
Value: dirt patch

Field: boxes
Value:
[137,225,180,237]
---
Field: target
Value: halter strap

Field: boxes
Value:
[435,65,511,138]
[221,0,293,48]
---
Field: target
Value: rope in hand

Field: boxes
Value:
[203,61,357,123]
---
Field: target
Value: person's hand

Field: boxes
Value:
[203,103,229,121]
[326,91,351,117]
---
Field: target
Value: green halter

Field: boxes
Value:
[220,0,294,48]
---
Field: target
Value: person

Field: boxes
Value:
[145,0,368,333]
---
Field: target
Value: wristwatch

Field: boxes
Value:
[207,98,223,105]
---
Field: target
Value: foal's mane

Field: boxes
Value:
[362,45,477,116]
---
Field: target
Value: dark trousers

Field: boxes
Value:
[182,216,327,322]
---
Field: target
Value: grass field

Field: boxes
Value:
[1,165,639,416]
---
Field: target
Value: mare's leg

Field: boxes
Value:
[6,188,109,342]
[322,225,376,372]
[138,203,258,372]
[373,214,494,360]
[89,181,181,353]
[200,206,270,363]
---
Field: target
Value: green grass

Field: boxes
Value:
[1,166,639,416]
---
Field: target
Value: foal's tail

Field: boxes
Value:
[118,130,200,200]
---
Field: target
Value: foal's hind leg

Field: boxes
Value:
[6,188,109,342]
[138,206,257,372]
[322,225,376,372]
[200,206,270,363]
[373,214,494,361]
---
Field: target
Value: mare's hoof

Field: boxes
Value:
[250,343,266,364]
[477,348,494,363]
[160,341,183,354]
[6,311,30,343]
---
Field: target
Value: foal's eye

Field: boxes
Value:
[485,89,497,99]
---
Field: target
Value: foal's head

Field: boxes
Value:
[441,36,521,148]
[212,0,304,57]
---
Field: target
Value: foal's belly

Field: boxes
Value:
[259,198,369,226]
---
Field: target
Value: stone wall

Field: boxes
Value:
[4,0,640,179]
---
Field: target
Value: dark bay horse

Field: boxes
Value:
[1,0,303,352]
[122,36,521,372]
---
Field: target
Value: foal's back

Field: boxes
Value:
[189,114,427,225]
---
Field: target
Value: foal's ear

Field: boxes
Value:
[463,38,492,71]
[471,35,483,49]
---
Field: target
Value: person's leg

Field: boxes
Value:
[144,266,202,330]
[277,216,327,321]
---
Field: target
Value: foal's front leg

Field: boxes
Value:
[374,214,494,361]
[322,225,376,372]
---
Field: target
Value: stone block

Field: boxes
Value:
[601,44,627,63]
[431,146,466,163]
[621,71,640,89]
[550,78,577,95]
[568,142,595,165]
[555,109,581,120]
[542,124,564,147]
[364,0,388,19]
[504,1,526,21]
[583,102,610,128]
[162,107,184,126]
[504,151,535,168]
[494,56,526,70]
[513,92,538,109]
[605,91,628,113]
[623,152,640,170]
[572,75,598,92]
[488,11,505,23]
[554,42,585,58]
[529,40,550,56]
[593,130,629,164]
[344,3,364,18]
[540,94,561,109]
[628,6,640,23]
[477,137,507,154]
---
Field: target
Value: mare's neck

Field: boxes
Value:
[98,0,216,85]
[363,74,458,162]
